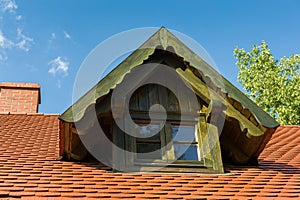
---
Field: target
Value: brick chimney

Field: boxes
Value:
[0,82,41,113]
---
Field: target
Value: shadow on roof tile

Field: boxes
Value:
[258,160,300,174]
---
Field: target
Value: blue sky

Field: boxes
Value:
[0,0,300,114]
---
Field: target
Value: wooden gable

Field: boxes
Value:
[59,27,279,173]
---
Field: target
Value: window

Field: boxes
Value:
[171,125,200,161]
[117,83,224,172]
[131,120,205,167]
[135,123,162,160]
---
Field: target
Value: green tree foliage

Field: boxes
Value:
[234,41,300,125]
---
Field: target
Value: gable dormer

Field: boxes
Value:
[59,27,279,173]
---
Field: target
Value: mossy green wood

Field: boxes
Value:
[60,27,279,129]
[198,112,224,173]
[177,68,264,137]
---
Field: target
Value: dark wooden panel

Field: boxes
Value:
[138,85,149,111]
[148,84,159,106]
[129,83,200,115]
[168,87,180,112]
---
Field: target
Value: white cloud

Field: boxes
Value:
[51,32,56,40]
[56,80,62,88]
[0,0,17,13]
[15,28,34,52]
[16,15,21,20]
[63,31,71,39]
[0,29,34,60]
[0,51,8,62]
[48,56,69,77]
[0,30,13,48]
[0,1,34,63]
[48,32,56,44]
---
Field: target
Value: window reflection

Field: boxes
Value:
[171,125,200,161]
[135,124,162,159]
[174,144,199,160]
[172,126,196,142]
[134,123,201,162]
[136,124,160,140]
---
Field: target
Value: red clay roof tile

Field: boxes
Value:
[0,114,299,199]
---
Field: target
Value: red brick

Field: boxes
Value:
[0,82,40,113]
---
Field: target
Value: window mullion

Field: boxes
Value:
[164,122,175,162]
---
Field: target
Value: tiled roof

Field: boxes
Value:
[0,114,299,199]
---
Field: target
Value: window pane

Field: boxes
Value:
[136,143,162,159]
[174,144,199,161]
[136,124,161,140]
[171,126,196,142]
